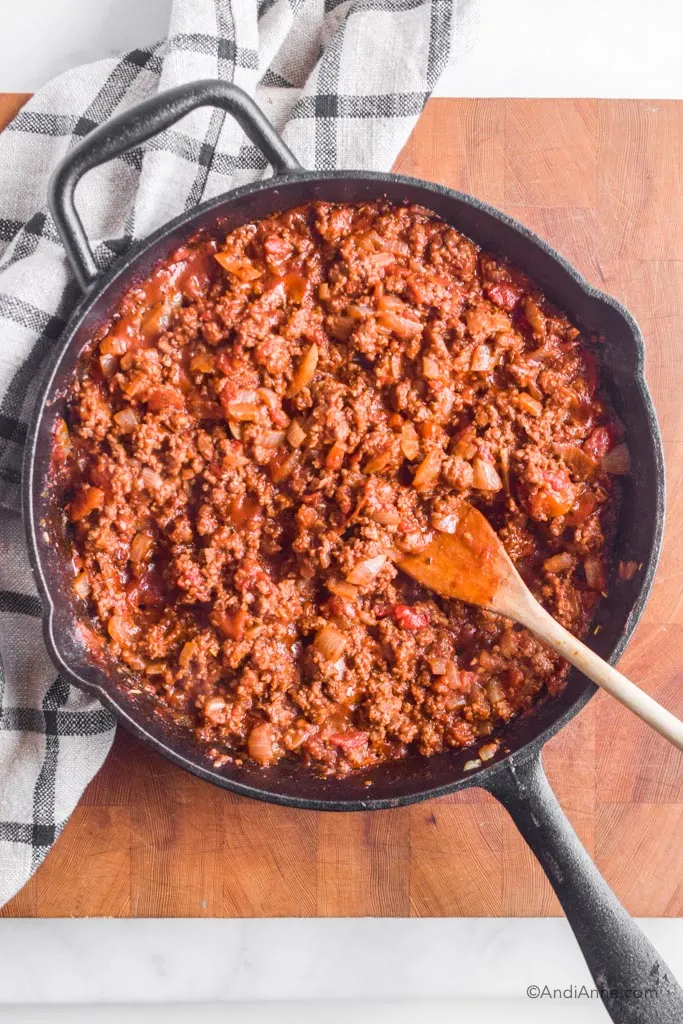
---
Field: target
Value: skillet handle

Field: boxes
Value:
[48,79,302,291]
[486,749,683,1024]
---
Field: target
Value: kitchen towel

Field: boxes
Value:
[0,0,476,905]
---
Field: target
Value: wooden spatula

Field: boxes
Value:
[397,502,683,752]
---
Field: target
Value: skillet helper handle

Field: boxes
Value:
[487,750,683,1024]
[48,79,302,291]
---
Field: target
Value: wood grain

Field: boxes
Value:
[1,96,682,918]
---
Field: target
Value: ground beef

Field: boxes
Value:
[50,200,624,777]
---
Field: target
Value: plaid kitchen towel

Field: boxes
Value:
[0,0,476,905]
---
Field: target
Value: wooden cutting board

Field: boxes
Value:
[1,95,682,918]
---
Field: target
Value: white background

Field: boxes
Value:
[0,1,681,1021]
[2,0,682,98]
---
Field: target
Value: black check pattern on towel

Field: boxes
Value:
[0,0,476,905]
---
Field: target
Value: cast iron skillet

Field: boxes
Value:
[23,82,680,1022]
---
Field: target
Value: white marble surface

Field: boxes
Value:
[2,0,682,98]
[0,917,681,1021]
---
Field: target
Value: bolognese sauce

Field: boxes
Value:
[51,201,627,776]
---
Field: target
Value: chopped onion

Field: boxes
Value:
[214,253,262,280]
[261,430,287,448]
[557,444,596,480]
[327,579,358,600]
[422,356,440,379]
[347,303,372,320]
[108,614,132,645]
[464,759,481,771]
[363,447,394,474]
[113,407,139,433]
[326,441,346,471]
[377,310,423,339]
[412,450,442,492]
[99,353,118,378]
[619,560,639,581]
[318,282,331,301]
[346,554,387,586]
[226,397,261,422]
[53,417,71,456]
[377,294,408,313]
[287,343,319,397]
[431,511,459,534]
[141,302,171,338]
[268,450,298,483]
[470,344,493,372]
[100,332,127,357]
[366,251,395,268]
[543,552,574,573]
[248,723,275,765]
[130,531,154,563]
[428,657,448,676]
[601,442,631,475]
[141,467,163,492]
[178,640,197,669]
[314,624,347,661]
[444,662,460,689]
[204,697,227,723]
[257,387,283,416]
[584,556,605,591]
[471,456,502,492]
[189,351,214,373]
[326,315,355,340]
[479,742,499,762]
[518,392,543,417]
[228,420,242,440]
[144,662,165,676]
[401,421,420,461]
[369,507,401,527]
[72,572,90,599]
[486,680,505,704]
[287,419,307,448]
[499,448,511,493]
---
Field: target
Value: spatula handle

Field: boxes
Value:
[518,600,683,752]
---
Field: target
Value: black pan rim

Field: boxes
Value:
[22,168,666,810]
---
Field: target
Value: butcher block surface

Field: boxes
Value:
[1,95,681,918]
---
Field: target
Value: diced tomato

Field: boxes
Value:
[143,386,185,412]
[392,604,430,630]
[126,566,166,610]
[564,488,598,525]
[486,281,521,311]
[69,485,104,522]
[263,234,294,264]
[229,494,262,528]
[526,466,577,520]
[328,729,367,751]
[215,352,260,387]
[583,425,613,460]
